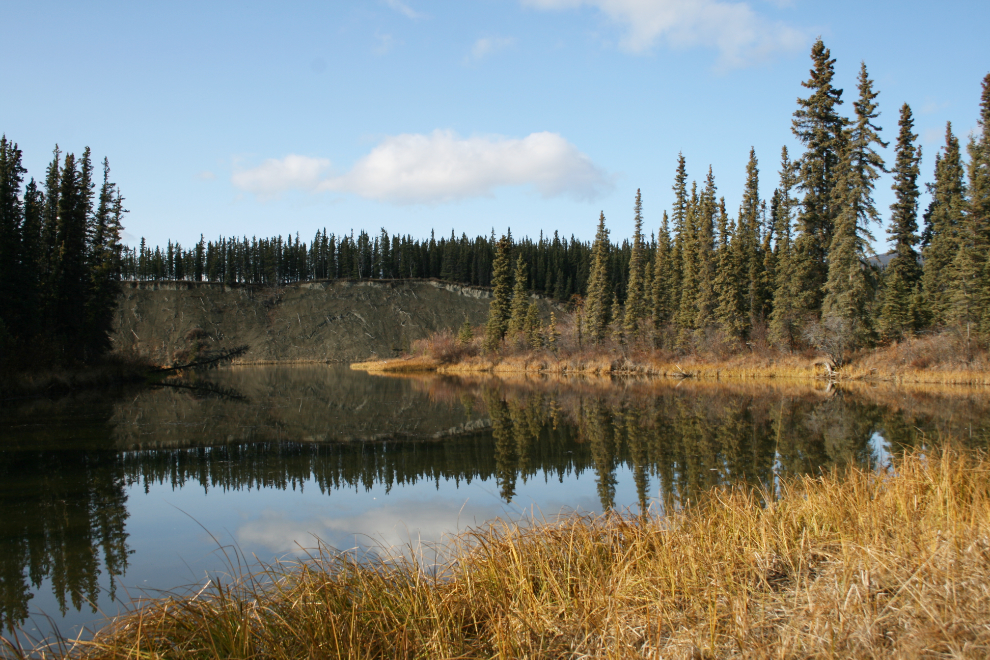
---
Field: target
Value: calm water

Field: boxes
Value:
[2,366,990,642]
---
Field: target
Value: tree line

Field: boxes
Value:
[5,40,987,364]
[0,141,126,366]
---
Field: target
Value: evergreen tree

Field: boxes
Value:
[483,235,513,352]
[879,103,923,339]
[507,255,530,336]
[676,182,700,339]
[524,302,542,349]
[0,137,26,342]
[457,318,474,345]
[694,169,718,333]
[651,211,674,330]
[791,38,846,316]
[737,148,763,332]
[921,123,967,326]
[971,74,990,336]
[715,195,746,338]
[951,74,990,335]
[670,154,688,302]
[769,146,802,346]
[584,212,611,345]
[822,62,887,345]
[623,189,647,337]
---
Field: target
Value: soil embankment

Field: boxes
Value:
[113,280,551,365]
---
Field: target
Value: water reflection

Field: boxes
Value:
[2,368,989,635]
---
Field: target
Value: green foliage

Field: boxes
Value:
[507,255,530,336]
[0,140,126,368]
[791,38,846,317]
[822,62,887,347]
[457,318,474,345]
[584,212,611,345]
[484,235,513,352]
[623,189,647,337]
[880,103,924,339]
[524,302,542,349]
[922,124,968,325]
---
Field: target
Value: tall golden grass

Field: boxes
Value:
[16,447,990,659]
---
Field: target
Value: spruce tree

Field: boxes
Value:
[693,169,718,333]
[921,124,967,325]
[971,74,990,336]
[584,212,612,345]
[822,62,887,345]
[507,255,530,336]
[769,146,802,346]
[952,74,990,335]
[737,148,763,331]
[670,154,688,302]
[651,211,674,329]
[676,182,700,339]
[0,136,26,342]
[791,38,846,316]
[483,235,513,352]
[715,194,746,338]
[623,189,647,337]
[524,302,542,349]
[879,103,923,339]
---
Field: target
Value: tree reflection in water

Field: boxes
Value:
[2,369,989,633]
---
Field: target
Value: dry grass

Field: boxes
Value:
[16,448,990,659]
[350,356,439,373]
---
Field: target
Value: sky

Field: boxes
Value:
[1,0,987,251]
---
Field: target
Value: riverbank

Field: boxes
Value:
[0,354,157,402]
[353,329,990,385]
[18,448,988,659]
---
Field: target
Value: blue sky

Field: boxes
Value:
[2,0,987,250]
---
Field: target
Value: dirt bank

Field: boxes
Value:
[113,279,551,365]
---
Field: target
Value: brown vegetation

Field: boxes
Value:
[395,314,990,385]
[16,448,990,659]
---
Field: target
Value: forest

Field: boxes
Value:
[2,39,989,368]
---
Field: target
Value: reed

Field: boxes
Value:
[13,447,990,659]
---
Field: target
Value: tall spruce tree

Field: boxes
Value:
[677,183,700,339]
[879,103,923,339]
[922,124,967,325]
[769,146,802,346]
[822,62,887,345]
[483,235,513,352]
[0,137,26,343]
[952,74,990,334]
[651,210,674,330]
[670,154,688,301]
[507,255,530,336]
[623,189,647,337]
[584,211,611,344]
[791,38,846,316]
[971,74,990,336]
[738,148,763,331]
[715,194,746,338]
[694,169,718,332]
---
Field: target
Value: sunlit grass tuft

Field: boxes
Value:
[16,448,990,658]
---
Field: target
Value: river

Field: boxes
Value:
[2,365,988,644]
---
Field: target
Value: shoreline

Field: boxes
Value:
[22,448,990,658]
[351,352,990,386]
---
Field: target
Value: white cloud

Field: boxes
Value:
[522,0,808,68]
[385,0,423,19]
[469,36,517,61]
[232,132,611,205]
[322,130,612,204]
[374,31,398,55]
[196,170,216,181]
[231,155,331,198]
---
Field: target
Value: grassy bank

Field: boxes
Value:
[15,448,990,659]
[354,326,990,386]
